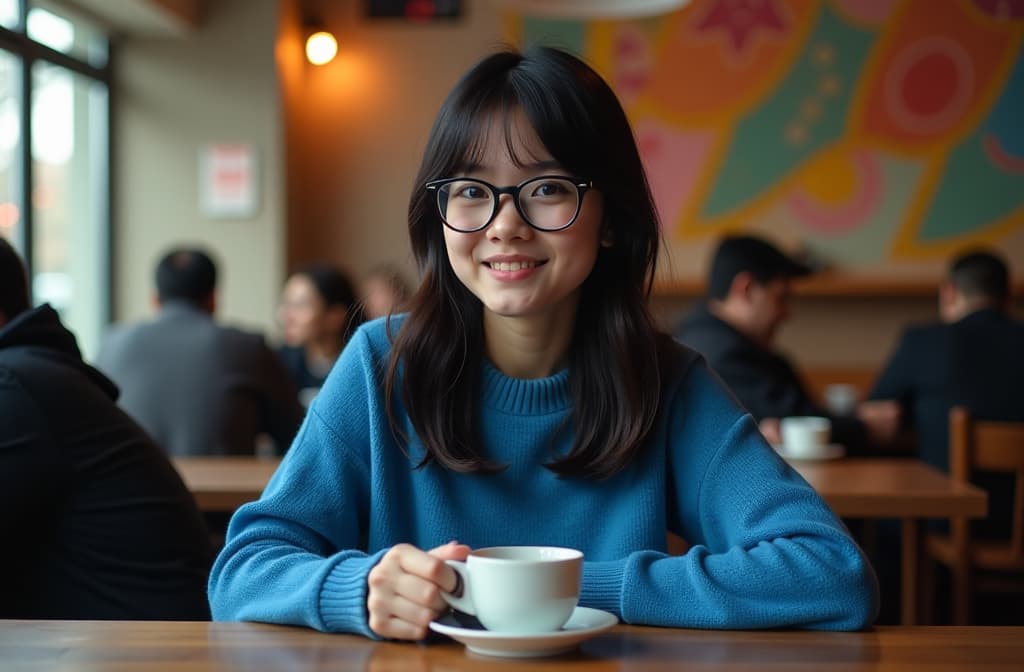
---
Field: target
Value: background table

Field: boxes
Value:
[3,620,1021,671]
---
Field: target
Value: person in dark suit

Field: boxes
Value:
[870,249,1024,539]
[674,235,899,452]
[0,238,212,619]
[95,247,303,456]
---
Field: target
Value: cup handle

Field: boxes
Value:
[441,560,474,615]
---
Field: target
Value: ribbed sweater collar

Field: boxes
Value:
[480,358,572,415]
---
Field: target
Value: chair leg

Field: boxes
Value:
[951,562,971,625]
[920,553,935,625]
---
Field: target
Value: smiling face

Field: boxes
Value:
[441,110,605,325]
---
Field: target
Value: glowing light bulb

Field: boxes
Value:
[305,30,337,66]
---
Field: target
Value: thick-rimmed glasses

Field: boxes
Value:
[425,175,593,233]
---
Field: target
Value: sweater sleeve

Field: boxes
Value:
[580,365,879,631]
[208,330,385,636]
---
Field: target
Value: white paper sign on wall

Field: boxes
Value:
[199,143,259,219]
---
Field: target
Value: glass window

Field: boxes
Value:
[0,0,19,30]
[27,1,108,68]
[31,60,108,357]
[0,49,22,252]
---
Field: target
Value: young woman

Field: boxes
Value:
[210,46,877,639]
[276,263,364,405]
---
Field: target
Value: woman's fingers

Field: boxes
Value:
[367,543,469,640]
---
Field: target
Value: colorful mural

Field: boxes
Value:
[511,0,1024,273]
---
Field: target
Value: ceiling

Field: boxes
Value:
[52,0,204,38]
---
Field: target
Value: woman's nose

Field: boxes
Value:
[487,195,532,240]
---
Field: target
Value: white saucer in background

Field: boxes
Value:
[429,606,618,658]
[773,443,846,461]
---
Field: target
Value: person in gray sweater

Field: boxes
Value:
[95,247,303,456]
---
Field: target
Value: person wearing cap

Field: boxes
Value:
[674,235,898,452]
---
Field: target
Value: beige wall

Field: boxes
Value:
[114,0,284,334]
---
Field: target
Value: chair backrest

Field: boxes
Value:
[949,406,1024,559]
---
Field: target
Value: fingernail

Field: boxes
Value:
[448,539,459,545]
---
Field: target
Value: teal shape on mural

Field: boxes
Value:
[522,18,586,56]
[701,4,874,219]
[918,134,1024,242]
[984,49,1024,157]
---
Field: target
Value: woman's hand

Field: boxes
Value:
[366,541,471,640]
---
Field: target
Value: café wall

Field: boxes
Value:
[113,0,284,334]
[114,0,1011,373]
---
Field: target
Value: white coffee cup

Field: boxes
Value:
[442,546,582,634]
[780,416,832,458]
[824,384,858,416]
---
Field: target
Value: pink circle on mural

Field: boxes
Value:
[883,36,974,136]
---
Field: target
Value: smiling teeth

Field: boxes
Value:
[491,261,538,271]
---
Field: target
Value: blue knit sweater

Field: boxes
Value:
[209,318,878,634]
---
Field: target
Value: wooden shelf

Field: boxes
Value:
[653,275,1024,299]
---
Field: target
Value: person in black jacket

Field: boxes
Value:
[0,238,212,619]
[674,235,899,452]
[871,249,1024,540]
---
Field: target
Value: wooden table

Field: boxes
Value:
[173,457,280,511]
[3,620,1021,671]
[786,458,987,626]
[172,457,988,626]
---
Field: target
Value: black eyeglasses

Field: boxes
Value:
[425,175,594,233]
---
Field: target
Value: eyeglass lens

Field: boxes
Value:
[436,177,580,231]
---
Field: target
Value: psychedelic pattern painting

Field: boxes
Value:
[510,0,1024,278]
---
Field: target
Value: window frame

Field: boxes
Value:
[0,0,113,325]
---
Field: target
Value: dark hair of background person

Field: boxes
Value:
[293,262,367,343]
[155,248,218,305]
[385,45,668,479]
[949,249,1010,305]
[706,235,811,300]
[0,238,31,321]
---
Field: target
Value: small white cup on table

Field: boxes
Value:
[780,416,832,459]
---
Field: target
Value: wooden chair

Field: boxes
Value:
[922,406,1024,624]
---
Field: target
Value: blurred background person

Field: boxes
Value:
[95,246,303,456]
[277,262,366,406]
[0,238,212,620]
[675,235,899,453]
[359,263,413,319]
[871,249,1024,540]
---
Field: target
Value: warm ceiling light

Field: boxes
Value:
[305,29,337,66]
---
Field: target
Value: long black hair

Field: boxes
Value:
[385,46,667,479]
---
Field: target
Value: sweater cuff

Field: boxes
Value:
[580,559,626,618]
[319,549,388,638]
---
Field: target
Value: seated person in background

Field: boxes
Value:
[674,235,899,452]
[359,263,413,319]
[95,247,303,456]
[870,249,1024,539]
[0,238,212,619]
[277,263,366,406]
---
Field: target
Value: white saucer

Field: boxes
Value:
[773,443,846,461]
[429,606,618,658]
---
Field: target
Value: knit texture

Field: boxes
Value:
[209,317,878,634]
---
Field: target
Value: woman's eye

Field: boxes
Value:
[531,181,569,197]
[453,184,487,200]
